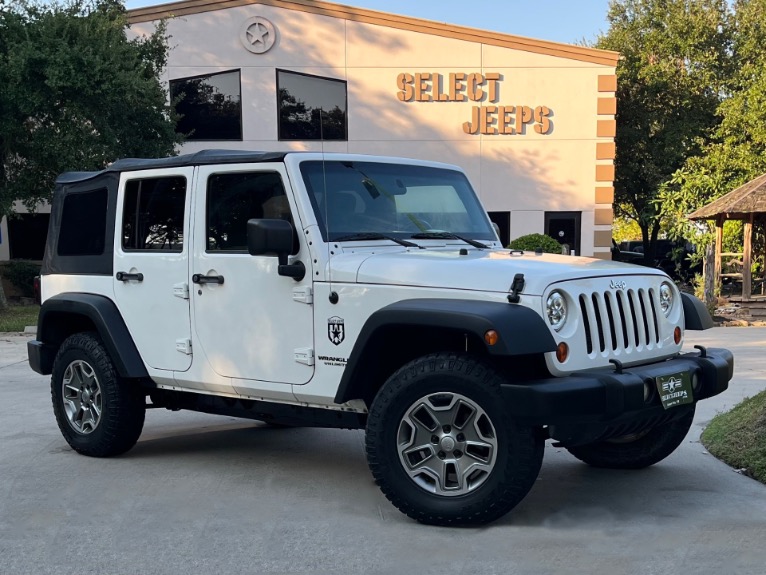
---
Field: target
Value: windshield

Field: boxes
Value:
[299,161,496,242]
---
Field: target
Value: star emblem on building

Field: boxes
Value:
[246,22,269,47]
[240,16,277,54]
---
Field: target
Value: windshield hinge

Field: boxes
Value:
[508,273,525,304]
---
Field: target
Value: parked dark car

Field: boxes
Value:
[614,240,701,283]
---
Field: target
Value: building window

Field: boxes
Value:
[206,171,296,253]
[122,177,187,252]
[277,70,347,140]
[57,189,108,256]
[8,213,50,260]
[170,70,242,141]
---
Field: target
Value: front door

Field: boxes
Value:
[113,169,194,372]
[191,164,314,385]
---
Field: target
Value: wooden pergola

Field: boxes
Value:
[688,173,766,302]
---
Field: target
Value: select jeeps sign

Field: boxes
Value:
[395,72,552,136]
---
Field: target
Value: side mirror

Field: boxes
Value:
[247,219,294,264]
[491,222,501,242]
[247,219,305,281]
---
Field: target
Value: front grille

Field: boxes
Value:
[578,288,660,354]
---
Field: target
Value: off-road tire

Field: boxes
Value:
[566,406,695,469]
[51,332,146,457]
[366,352,544,526]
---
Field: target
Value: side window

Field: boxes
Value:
[58,188,108,256]
[122,177,186,252]
[206,171,296,253]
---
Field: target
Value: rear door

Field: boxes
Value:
[113,169,194,372]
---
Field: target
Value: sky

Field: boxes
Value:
[123,0,613,46]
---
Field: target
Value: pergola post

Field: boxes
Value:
[703,243,716,307]
[743,213,753,301]
[714,215,724,292]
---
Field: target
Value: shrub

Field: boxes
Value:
[508,233,563,254]
[1,260,40,298]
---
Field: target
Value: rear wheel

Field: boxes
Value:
[366,353,543,526]
[566,407,695,469]
[51,332,146,457]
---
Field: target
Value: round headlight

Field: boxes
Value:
[546,291,567,331]
[659,282,674,316]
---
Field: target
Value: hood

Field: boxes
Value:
[330,248,667,295]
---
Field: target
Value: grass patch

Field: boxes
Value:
[701,390,766,484]
[0,304,39,332]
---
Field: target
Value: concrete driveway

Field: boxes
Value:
[1,328,765,575]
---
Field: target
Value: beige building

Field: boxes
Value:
[0,0,618,262]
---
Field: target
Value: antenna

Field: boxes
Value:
[319,110,337,303]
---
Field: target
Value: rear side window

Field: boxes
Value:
[57,188,108,256]
[206,171,295,252]
[122,177,186,252]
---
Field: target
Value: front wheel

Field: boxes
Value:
[366,353,543,526]
[566,407,695,469]
[51,332,146,457]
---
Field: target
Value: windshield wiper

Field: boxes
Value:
[410,231,489,250]
[334,233,424,249]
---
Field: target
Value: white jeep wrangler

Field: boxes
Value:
[28,150,732,526]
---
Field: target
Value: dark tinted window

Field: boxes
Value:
[170,70,242,140]
[58,189,108,256]
[206,172,295,252]
[277,70,347,140]
[122,177,186,251]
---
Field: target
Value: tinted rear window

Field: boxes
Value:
[57,188,108,256]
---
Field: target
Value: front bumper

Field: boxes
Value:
[501,347,733,446]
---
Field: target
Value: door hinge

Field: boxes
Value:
[173,282,190,300]
[292,286,313,304]
[294,347,314,366]
[175,338,192,355]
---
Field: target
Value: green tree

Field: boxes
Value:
[596,0,732,264]
[659,0,766,257]
[0,0,181,308]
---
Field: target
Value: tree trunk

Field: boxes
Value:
[0,281,8,311]
[640,223,651,266]
[640,220,661,267]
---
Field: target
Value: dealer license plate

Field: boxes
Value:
[655,372,693,410]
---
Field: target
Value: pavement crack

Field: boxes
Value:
[0,360,27,370]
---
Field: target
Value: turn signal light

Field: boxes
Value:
[556,342,569,363]
[484,330,499,346]
[674,326,682,345]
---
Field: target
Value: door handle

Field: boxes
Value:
[192,274,224,285]
[116,271,144,282]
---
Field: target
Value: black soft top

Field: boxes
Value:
[44,150,288,276]
[56,149,288,184]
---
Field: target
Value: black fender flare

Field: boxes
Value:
[334,298,556,404]
[29,293,148,378]
[681,293,715,330]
